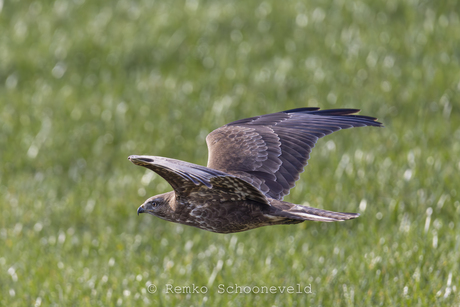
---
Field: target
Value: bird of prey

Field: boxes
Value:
[129,107,382,233]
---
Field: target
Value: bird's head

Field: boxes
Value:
[137,192,174,219]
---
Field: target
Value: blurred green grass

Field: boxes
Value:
[1,0,459,305]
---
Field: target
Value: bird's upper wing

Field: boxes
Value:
[128,155,269,205]
[206,108,383,200]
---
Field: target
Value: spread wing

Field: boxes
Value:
[206,108,383,200]
[128,155,268,204]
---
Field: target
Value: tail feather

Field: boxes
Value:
[268,202,359,222]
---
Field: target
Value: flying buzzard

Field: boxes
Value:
[129,107,382,233]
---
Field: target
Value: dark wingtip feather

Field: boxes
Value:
[343,115,384,127]
[306,108,362,115]
[282,107,321,113]
[283,107,384,128]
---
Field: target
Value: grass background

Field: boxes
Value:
[1,0,459,305]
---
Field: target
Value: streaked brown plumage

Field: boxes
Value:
[129,107,383,233]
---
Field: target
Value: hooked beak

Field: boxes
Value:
[137,205,145,216]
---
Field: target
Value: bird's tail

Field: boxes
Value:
[267,201,359,222]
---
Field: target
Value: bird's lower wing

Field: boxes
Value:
[128,155,269,205]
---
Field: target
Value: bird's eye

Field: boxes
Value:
[150,201,157,207]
